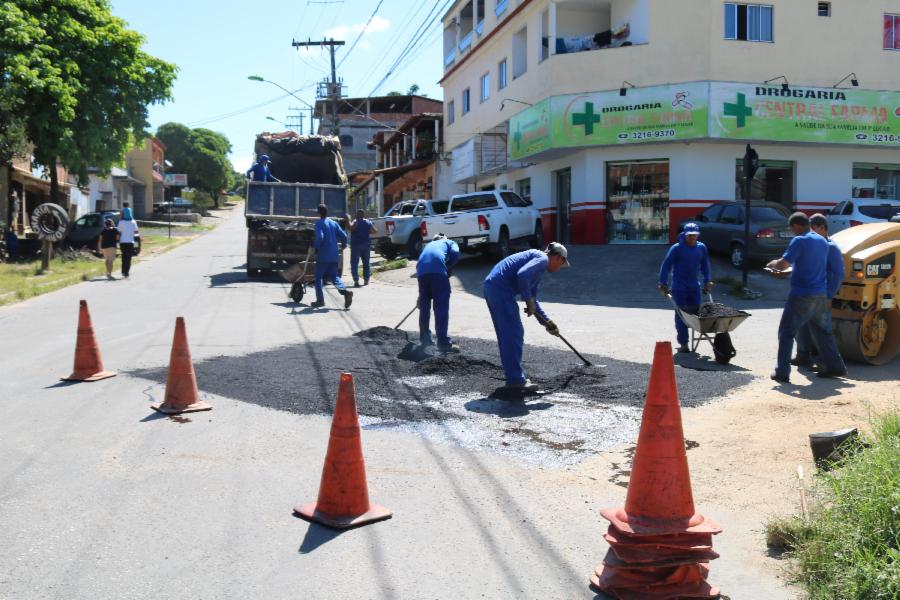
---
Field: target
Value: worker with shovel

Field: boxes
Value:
[311,204,353,309]
[658,223,712,353]
[416,233,461,352]
[483,243,569,393]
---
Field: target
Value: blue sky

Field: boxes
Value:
[110,0,446,172]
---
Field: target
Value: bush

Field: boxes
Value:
[765,412,900,599]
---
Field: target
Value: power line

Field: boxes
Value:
[337,0,384,68]
[356,0,432,91]
[188,84,316,127]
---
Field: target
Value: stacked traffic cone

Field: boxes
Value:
[590,341,722,599]
[151,317,212,415]
[62,300,116,382]
[295,372,392,529]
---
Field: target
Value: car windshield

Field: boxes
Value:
[750,206,789,222]
[858,204,900,219]
[399,203,416,216]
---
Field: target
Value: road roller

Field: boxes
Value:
[830,222,900,365]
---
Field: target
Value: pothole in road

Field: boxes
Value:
[129,327,750,467]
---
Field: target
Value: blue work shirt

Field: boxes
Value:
[782,231,828,296]
[313,218,347,263]
[416,239,460,278]
[826,240,844,299]
[484,250,549,322]
[246,162,278,182]
[350,218,374,246]
[659,232,712,291]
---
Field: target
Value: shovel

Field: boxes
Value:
[394,301,419,330]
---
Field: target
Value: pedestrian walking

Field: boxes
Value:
[483,243,569,393]
[767,212,847,383]
[416,234,461,352]
[116,207,139,278]
[349,209,376,287]
[97,218,119,280]
[793,213,846,372]
[658,222,713,352]
[311,204,353,309]
[246,155,280,182]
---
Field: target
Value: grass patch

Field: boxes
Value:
[0,250,105,305]
[376,258,408,272]
[765,412,900,599]
[713,275,744,296]
[141,233,191,253]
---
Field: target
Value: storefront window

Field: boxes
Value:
[735,159,794,210]
[852,163,900,200]
[606,160,669,243]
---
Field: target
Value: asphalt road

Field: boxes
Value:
[0,208,794,599]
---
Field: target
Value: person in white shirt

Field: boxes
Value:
[116,207,139,278]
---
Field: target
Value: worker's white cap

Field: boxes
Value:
[546,242,570,266]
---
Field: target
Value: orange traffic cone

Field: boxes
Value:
[62,300,116,382]
[294,372,392,529]
[590,341,721,599]
[151,317,211,415]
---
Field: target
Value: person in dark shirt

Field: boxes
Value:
[97,218,120,280]
[349,209,376,287]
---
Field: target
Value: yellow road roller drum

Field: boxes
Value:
[830,222,900,365]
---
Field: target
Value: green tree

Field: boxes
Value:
[407,83,420,95]
[156,123,232,208]
[0,0,176,202]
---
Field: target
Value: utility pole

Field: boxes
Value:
[285,106,305,134]
[292,38,345,135]
[309,107,315,135]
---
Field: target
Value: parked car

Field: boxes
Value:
[65,211,141,255]
[420,190,543,258]
[680,201,792,268]
[371,199,449,259]
[827,199,900,234]
[153,197,194,214]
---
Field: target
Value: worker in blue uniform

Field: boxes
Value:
[311,204,353,309]
[350,209,376,287]
[246,155,280,182]
[767,212,847,382]
[793,213,846,371]
[416,234,461,352]
[483,243,569,393]
[658,222,712,352]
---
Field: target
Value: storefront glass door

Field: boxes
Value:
[606,160,670,243]
[556,168,572,243]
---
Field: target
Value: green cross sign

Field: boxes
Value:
[572,102,601,136]
[724,93,753,128]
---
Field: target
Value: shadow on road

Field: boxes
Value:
[464,397,554,417]
[297,522,343,554]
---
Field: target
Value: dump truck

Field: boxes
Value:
[830,222,900,365]
[245,133,348,277]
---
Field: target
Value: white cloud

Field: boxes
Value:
[324,16,390,47]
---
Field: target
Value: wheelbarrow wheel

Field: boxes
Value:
[290,281,306,303]
[713,333,736,365]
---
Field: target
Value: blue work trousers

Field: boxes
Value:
[314,261,345,303]
[776,294,845,377]
[483,283,526,386]
[350,243,371,284]
[418,274,451,346]
[672,287,701,346]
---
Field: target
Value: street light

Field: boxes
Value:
[499,98,533,111]
[247,75,315,110]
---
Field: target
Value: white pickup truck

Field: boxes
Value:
[371,199,449,259]
[420,190,543,258]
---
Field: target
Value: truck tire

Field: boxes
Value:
[493,227,511,259]
[529,221,544,249]
[381,245,399,260]
[247,268,259,278]
[407,230,423,259]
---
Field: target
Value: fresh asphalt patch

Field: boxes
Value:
[129,326,752,467]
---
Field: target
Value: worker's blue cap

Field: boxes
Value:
[683,222,700,235]
[259,155,270,162]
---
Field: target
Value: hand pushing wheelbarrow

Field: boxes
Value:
[665,291,751,364]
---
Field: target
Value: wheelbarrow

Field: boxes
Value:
[281,248,316,303]
[666,292,751,364]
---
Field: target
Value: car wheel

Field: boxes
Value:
[529,221,544,249]
[730,243,745,269]
[493,227,511,259]
[407,230,423,259]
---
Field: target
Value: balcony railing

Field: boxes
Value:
[444,48,457,68]
[475,20,484,36]
[459,31,474,52]
[495,0,508,17]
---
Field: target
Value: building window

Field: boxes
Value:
[852,163,900,201]
[498,59,508,90]
[885,14,900,50]
[513,26,528,78]
[495,0,508,17]
[339,134,354,148]
[515,178,531,205]
[447,100,455,125]
[724,3,773,42]
[539,9,550,62]
[735,159,794,210]
[817,2,830,17]
[607,160,670,243]
[462,88,471,115]
[480,73,491,102]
